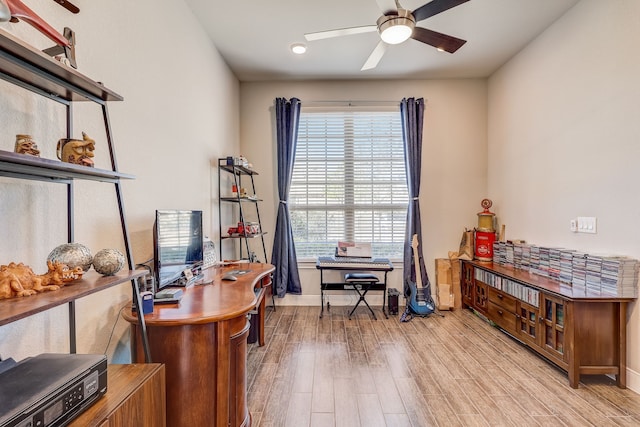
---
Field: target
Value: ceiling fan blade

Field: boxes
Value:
[361,41,387,71]
[411,26,466,53]
[375,0,398,15]
[305,25,377,41]
[412,0,470,22]
[52,0,79,14]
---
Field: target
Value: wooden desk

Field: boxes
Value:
[123,263,274,427]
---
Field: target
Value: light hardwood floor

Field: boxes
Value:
[247,304,640,427]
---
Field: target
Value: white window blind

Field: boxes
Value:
[290,108,408,260]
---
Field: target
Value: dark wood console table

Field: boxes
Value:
[461,260,635,388]
[123,263,274,427]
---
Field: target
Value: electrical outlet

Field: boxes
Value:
[570,219,577,232]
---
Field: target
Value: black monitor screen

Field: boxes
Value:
[153,210,203,290]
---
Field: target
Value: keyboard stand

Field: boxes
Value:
[316,258,393,319]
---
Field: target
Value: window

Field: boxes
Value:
[290,107,408,260]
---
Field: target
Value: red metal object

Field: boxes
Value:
[6,0,69,47]
[474,230,496,261]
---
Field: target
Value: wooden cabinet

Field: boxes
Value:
[473,280,488,314]
[461,260,474,307]
[68,364,166,427]
[460,260,634,389]
[517,300,539,347]
[539,293,566,363]
[487,287,517,334]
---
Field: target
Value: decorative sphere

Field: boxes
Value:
[92,249,125,276]
[47,243,93,272]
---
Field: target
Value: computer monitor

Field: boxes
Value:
[153,210,203,291]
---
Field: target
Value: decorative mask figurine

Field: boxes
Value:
[56,132,95,167]
[14,134,40,157]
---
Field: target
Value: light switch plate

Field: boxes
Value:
[577,216,597,234]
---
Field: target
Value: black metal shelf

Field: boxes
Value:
[218,158,268,263]
[0,28,122,103]
[218,163,259,176]
[221,232,268,240]
[220,196,263,203]
[0,29,150,362]
[0,150,135,182]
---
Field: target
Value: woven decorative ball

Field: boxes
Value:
[92,249,125,276]
[47,243,93,272]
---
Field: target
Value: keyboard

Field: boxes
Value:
[316,256,393,271]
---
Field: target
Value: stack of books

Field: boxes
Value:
[530,245,540,273]
[559,249,576,284]
[490,242,638,297]
[586,254,603,293]
[600,256,639,297]
[571,251,588,288]
[549,248,563,280]
[538,246,551,277]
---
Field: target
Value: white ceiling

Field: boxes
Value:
[183,0,580,82]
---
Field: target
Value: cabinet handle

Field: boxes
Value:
[497,310,503,316]
[515,314,521,319]
[497,294,503,299]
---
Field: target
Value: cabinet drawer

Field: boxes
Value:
[488,287,517,312]
[488,301,517,333]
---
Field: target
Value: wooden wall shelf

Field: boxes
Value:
[0,270,148,327]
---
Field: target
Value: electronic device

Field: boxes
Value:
[153,210,204,292]
[0,353,107,427]
[153,297,181,305]
[203,237,217,269]
[155,288,183,299]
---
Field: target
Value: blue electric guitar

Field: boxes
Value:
[406,234,435,316]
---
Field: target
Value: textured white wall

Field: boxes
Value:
[239,79,487,305]
[488,0,640,390]
[0,0,239,362]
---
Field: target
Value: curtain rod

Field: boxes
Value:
[304,99,427,107]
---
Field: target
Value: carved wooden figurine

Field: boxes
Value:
[0,261,83,300]
[56,132,95,167]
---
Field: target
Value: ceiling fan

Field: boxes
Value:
[304,0,470,70]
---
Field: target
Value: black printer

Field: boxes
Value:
[0,353,107,427]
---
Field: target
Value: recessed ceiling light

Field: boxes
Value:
[291,43,307,54]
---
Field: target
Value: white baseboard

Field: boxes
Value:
[625,367,640,394]
[273,293,404,307]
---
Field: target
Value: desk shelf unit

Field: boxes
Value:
[460,259,635,388]
[0,28,151,361]
[217,158,267,263]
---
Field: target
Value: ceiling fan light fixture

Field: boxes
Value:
[291,43,307,54]
[377,9,415,45]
